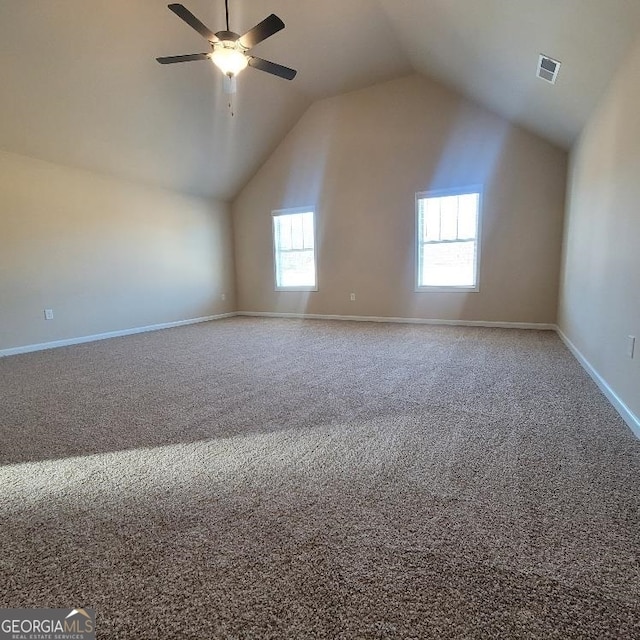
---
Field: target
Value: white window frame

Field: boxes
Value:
[272,207,318,292]
[415,186,483,293]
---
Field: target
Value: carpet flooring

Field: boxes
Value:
[0,317,639,639]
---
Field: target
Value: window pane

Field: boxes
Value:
[439,196,458,240]
[457,193,478,239]
[278,249,315,287]
[423,198,440,241]
[275,216,292,250]
[290,215,304,250]
[421,240,476,287]
[302,211,314,249]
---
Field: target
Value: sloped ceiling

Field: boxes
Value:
[1,0,639,200]
[377,0,640,149]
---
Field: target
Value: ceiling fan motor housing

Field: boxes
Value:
[214,30,242,44]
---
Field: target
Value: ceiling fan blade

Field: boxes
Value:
[248,56,297,80]
[156,53,210,64]
[168,4,218,42]
[239,14,284,49]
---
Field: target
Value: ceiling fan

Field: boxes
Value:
[156,2,297,83]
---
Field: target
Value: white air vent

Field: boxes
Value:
[537,54,561,84]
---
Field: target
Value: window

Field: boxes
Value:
[416,187,482,291]
[272,208,317,290]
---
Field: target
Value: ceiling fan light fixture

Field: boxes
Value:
[210,42,248,76]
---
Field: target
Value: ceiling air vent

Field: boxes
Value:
[537,54,561,84]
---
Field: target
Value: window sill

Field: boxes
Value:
[415,286,480,293]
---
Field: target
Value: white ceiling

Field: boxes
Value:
[378,0,640,150]
[1,0,639,200]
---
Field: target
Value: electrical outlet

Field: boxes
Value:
[628,335,636,359]
[350,293,356,301]
[44,309,54,320]
[221,293,226,301]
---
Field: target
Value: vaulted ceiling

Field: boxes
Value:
[1,0,640,200]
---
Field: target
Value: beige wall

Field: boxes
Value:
[232,74,567,324]
[559,36,640,423]
[0,151,235,351]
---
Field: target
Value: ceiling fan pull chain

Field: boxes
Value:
[227,90,235,117]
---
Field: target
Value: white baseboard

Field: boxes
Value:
[1,311,550,358]
[0,313,236,358]
[556,327,640,439]
[237,311,556,331]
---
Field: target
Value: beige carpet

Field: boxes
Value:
[1,317,639,639]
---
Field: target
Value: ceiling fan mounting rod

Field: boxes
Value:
[225,0,230,31]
